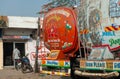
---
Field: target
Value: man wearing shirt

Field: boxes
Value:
[12,46,21,70]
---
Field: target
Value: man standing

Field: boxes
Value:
[12,46,20,70]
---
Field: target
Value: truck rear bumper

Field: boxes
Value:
[74,70,119,78]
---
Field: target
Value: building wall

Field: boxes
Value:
[26,40,50,67]
[8,16,38,29]
[0,16,38,69]
[0,40,3,69]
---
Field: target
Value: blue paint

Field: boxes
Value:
[65,62,70,66]
[114,62,120,69]
[86,62,105,68]
[47,61,58,66]
[86,62,93,67]
[102,31,115,36]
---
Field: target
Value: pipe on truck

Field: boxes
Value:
[74,70,119,78]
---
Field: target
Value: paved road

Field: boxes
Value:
[0,67,71,79]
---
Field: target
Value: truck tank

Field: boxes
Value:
[43,7,79,60]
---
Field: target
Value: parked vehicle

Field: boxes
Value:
[16,59,21,70]
[17,54,33,73]
[41,0,120,79]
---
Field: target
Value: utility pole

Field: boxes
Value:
[34,17,40,73]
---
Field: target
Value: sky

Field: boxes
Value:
[0,0,50,17]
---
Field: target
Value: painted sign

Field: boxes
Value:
[26,40,50,67]
[106,61,113,70]
[104,26,120,32]
[30,52,48,61]
[80,60,86,68]
[46,60,59,66]
[2,35,30,39]
[8,16,38,28]
[80,60,120,71]
[76,0,120,52]
[113,62,120,70]
[102,33,120,50]
[109,0,120,17]
[42,60,70,68]
[86,61,106,69]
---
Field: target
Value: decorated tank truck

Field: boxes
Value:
[40,0,120,79]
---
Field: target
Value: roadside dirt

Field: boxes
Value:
[0,67,71,79]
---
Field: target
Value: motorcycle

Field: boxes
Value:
[18,53,33,73]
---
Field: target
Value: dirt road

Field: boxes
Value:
[0,67,71,79]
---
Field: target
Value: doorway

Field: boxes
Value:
[3,42,13,66]
[15,43,25,58]
[3,42,25,66]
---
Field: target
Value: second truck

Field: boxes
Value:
[40,0,120,79]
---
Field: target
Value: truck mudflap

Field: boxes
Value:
[74,70,119,78]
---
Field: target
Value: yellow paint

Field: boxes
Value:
[80,29,89,34]
[118,27,120,30]
[105,26,120,32]
[59,61,64,66]
[46,15,61,23]
[0,40,3,69]
[41,70,70,76]
[109,26,116,31]
[105,28,110,32]
[106,61,113,70]
[47,50,60,60]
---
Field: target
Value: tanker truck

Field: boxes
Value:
[41,0,120,79]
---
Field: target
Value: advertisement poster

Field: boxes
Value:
[26,40,50,67]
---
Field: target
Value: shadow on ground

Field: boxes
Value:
[61,76,71,79]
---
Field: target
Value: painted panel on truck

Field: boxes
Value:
[80,60,120,72]
[43,7,78,53]
[41,60,70,68]
[79,0,120,53]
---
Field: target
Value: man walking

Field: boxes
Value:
[12,46,21,70]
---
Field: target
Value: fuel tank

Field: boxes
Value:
[43,7,78,59]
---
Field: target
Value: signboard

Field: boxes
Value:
[109,0,120,17]
[80,60,86,68]
[2,35,30,39]
[47,50,59,59]
[8,16,38,29]
[106,61,113,70]
[85,61,106,70]
[41,60,70,68]
[30,52,48,61]
[113,62,120,70]
[80,60,120,71]
[27,40,50,67]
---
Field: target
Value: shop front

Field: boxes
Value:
[0,16,38,69]
[2,28,35,67]
[3,41,25,66]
